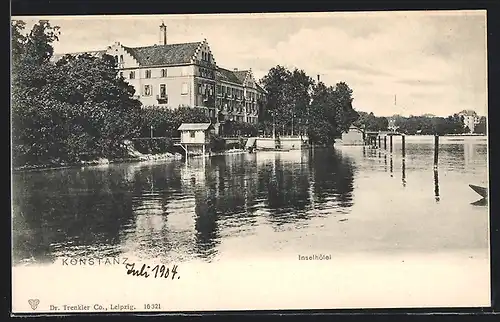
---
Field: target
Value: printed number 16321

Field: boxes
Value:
[144,304,161,310]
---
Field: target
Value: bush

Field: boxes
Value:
[132,138,174,154]
[210,134,226,152]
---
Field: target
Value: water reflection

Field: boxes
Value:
[12,149,356,264]
[12,138,489,264]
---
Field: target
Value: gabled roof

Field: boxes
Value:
[123,42,202,67]
[256,82,266,94]
[233,70,249,84]
[216,67,243,84]
[178,123,213,131]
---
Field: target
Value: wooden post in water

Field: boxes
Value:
[389,135,393,153]
[433,134,439,169]
[384,136,387,150]
[402,135,406,159]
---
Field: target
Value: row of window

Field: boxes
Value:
[200,67,215,79]
[215,85,261,100]
[142,83,190,97]
[120,69,169,80]
[198,83,215,96]
[215,98,257,114]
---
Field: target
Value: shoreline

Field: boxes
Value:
[11,153,182,173]
[11,149,249,173]
[11,134,488,173]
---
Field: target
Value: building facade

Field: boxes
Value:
[53,22,266,131]
[215,67,265,125]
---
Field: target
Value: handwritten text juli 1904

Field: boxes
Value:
[125,262,180,280]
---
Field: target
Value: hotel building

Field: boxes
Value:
[53,22,266,131]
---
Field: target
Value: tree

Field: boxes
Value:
[333,82,359,133]
[12,20,142,166]
[139,106,209,138]
[260,66,314,136]
[308,82,338,145]
[474,116,487,134]
[12,20,63,165]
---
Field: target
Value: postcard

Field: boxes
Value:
[11,10,489,313]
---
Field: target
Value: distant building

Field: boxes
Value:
[458,110,480,133]
[52,22,266,132]
[388,117,397,132]
[338,126,365,146]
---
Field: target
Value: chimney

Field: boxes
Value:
[159,22,167,45]
[233,68,238,71]
[317,74,320,82]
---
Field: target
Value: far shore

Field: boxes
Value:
[11,133,488,173]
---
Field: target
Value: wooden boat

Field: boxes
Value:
[469,184,488,199]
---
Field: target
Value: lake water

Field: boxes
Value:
[11,135,490,310]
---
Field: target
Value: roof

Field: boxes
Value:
[347,126,364,132]
[233,70,248,83]
[178,123,213,131]
[256,83,266,93]
[217,67,243,84]
[123,42,202,66]
[217,68,266,93]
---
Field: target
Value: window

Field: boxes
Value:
[145,70,151,78]
[181,82,188,95]
[216,85,221,95]
[144,85,152,96]
[119,72,123,78]
[129,71,135,79]
[114,55,118,62]
[161,69,167,77]
[159,84,167,98]
[190,131,196,138]
[222,86,226,94]
[198,84,202,94]
[119,55,123,63]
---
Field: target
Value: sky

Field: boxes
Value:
[14,11,488,117]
